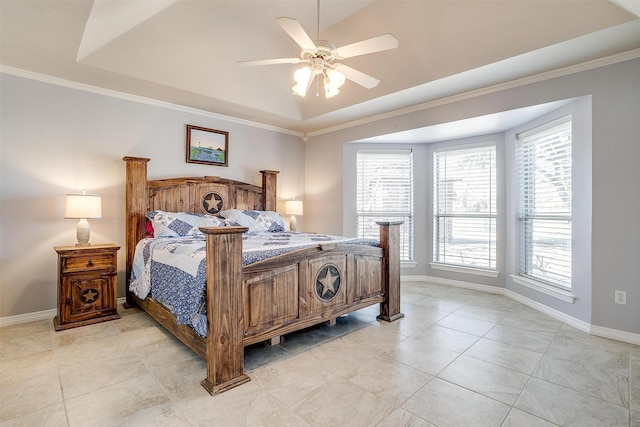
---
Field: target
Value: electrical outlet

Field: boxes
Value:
[614,290,626,305]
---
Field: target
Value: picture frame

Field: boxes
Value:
[186,124,229,167]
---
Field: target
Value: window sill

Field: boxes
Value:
[510,275,576,303]
[430,263,499,277]
[401,262,417,268]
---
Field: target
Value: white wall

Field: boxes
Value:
[306,58,640,335]
[0,73,305,318]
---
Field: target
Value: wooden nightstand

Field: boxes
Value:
[54,243,121,331]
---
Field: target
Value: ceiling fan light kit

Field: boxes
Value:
[237,3,398,99]
[290,40,346,98]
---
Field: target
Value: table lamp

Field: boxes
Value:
[65,190,102,246]
[285,199,303,231]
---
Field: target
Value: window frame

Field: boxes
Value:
[515,115,573,290]
[432,141,498,271]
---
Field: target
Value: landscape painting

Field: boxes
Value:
[186,125,229,166]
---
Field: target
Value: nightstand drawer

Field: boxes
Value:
[62,253,115,274]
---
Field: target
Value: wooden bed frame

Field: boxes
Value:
[123,156,403,395]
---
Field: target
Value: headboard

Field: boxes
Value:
[123,156,278,303]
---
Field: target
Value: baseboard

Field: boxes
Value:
[0,297,128,328]
[402,274,640,345]
[502,288,592,334]
[0,308,57,328]
[590,324,640,346]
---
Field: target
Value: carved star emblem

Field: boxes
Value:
[203,192,223,214]
[82,289,98,303]
[319,267,338,297]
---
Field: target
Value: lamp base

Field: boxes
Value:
[76,219,91,246]
[289,215,298,232]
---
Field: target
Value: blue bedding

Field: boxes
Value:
[130,231,379,336]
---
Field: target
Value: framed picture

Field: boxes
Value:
[186,125,229,167]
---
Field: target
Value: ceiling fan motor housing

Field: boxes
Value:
[302,41,337,68]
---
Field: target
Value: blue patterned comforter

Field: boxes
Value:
[130,231,379,336]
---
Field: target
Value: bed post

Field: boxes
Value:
[123,156,150,308]
[200,226,251,395]
[260,170,278,211]
[376,221,404,322]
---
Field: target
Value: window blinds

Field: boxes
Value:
[357,149,414,262]
[516,115,572,289]
[434,143,497,269]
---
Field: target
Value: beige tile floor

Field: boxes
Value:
[1,281,638,426]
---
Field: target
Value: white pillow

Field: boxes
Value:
[219,209,288,232]
[146,210,226,238]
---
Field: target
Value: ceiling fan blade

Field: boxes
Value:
[335,34,398,59]
[237,58,302,67]
[334,64,380,89]
[276,17,317,52]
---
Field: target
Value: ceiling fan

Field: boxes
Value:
[237,2,398,98]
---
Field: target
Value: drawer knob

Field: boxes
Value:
[87,259,94,267]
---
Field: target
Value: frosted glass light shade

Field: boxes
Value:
[292,66,311,97]
[65,192,101,246]
[324,69,345,98]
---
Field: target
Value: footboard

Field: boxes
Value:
[241,244,385,344]
[199,222,403,394]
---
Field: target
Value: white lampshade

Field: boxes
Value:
[65,193,102,219]
[65,191,102,246]
[285,200,303,216]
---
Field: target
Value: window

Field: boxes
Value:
[434,143,497,269]
[357,149,414,262]
[516,116,572,289]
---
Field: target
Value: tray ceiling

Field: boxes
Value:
[1,0,639,135]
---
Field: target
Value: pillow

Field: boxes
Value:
[219,209,288,232]
[146,210,226,238]
[145,220,155,238]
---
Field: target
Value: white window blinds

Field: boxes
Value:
[434,143,497,269]
[357,149,414,262]
[516,115,572,289]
